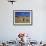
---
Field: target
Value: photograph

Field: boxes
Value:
[13,10,32,25]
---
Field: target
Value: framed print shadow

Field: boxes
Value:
[13,10,32,25]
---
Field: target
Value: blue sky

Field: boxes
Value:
[15,12,31,16]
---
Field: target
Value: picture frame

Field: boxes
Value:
[13,10,32,25]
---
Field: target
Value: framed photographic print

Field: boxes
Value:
[13,10,32,25]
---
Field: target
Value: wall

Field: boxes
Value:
[0,0,46,42]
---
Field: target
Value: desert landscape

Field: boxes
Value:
[15,16,30,23]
